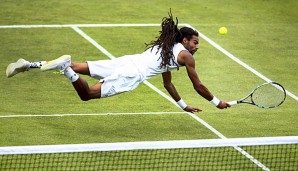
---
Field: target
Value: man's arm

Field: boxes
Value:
[162,71,202,112]
[184,55,213,101]
[162,71,181,101]
[180,51,230,109]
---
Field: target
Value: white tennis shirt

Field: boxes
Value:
[126,42,186,79]
[87,42,187,81]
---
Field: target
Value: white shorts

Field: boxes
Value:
[87,58,145,98]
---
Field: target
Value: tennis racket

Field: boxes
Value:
[228,82,286,108]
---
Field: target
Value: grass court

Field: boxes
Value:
[0,0,297,170]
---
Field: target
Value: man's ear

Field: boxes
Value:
[181,37,187,45]
[182,37,188,44]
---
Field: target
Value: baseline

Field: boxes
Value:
[0,112,185,118]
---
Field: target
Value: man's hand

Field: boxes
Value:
[184,106,202,113]
[217,101,231,109]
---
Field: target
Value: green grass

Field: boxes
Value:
[0,0,297,164]
[0,0,297,170]
[0,0,297,144]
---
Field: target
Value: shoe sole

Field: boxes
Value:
[6,58,28,78]
[41,55,71,71]
[6,63,16,78]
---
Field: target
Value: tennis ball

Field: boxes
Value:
[219,27,228,35]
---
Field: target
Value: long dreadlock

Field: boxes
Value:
[145,9,182,69]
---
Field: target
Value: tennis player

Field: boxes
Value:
[6,12,230,112]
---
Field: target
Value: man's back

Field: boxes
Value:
[128,43,187,79]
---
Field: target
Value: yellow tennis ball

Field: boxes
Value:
[219,27,228,35]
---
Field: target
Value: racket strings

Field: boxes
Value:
[252,83,286,108]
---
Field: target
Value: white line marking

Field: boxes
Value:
[0,112,185,118]
[0,23,164,29]
[71,26,116,59]
[143,81,229,139]
[185,24,298,101]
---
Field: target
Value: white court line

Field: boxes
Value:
[0,23,161,29]
[0,112,185,118]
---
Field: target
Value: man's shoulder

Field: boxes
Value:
[177,50,195,66]
[173,43,187,58]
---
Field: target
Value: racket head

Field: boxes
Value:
[251,82,286,108]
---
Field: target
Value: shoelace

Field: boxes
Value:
[53,70,64,75]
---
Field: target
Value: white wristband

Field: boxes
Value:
[177,99,187,109]
[210,96,220,106]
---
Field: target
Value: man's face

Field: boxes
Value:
[182,35,199,55]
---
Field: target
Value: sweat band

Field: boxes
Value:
[210,96,220,106]
[177,99,187,109]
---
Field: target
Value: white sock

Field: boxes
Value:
[64,67,79,82]
[29,61,46,68]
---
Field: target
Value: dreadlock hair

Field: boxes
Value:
[145,9,182,69]
[177,27,199,43]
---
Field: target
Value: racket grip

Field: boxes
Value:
[228,100,238,106]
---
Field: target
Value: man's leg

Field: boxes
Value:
[72,78,102,101]
[71,62,91,76]
[7,55,102,100]
[64,66,102,100]
[41,55,102,101]
[6,55,91,78]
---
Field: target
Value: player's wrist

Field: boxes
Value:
[177,99,187,109]
[210,96,220,106]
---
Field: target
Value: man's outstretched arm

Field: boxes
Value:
[182,52,230,109]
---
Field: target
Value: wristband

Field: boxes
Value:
[210,96,220,106]
[177,99,187,109]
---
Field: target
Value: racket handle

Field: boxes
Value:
[228,100,238,106]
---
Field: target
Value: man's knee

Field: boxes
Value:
[78,91,101,101]
[76,90,91,101]
[79,94,90,101]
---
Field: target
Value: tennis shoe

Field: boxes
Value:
[41,55,71,72]
[6,58,30,78]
